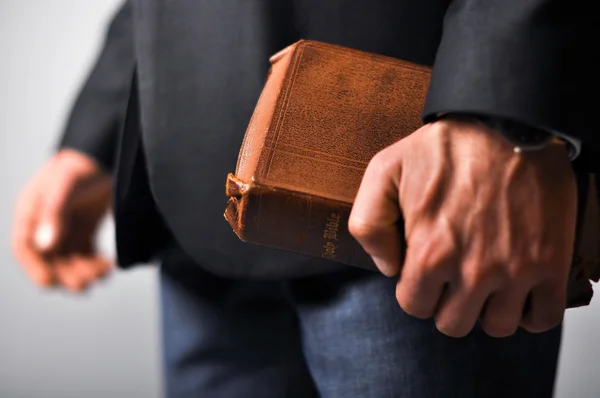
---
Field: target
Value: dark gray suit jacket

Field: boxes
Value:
[61,0,599,278]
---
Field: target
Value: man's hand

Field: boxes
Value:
[12,149,113,292]
[349,118,577,338]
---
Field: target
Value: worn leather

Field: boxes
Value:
[226,40,429,269]
[226,40,600,308]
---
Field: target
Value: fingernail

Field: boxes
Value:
[34,223,55,250]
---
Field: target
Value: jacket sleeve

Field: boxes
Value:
[58,1,135,174]
[422,0,597,159]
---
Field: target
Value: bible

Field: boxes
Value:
[224,40,600,308]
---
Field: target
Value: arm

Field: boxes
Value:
[422,0,595,162]
[58,0,135,174]
[350,0,588,338]
[12,1,135,292]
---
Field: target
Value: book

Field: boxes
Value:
[224,40,600,308]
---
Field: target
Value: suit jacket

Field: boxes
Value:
[61,0,600,278]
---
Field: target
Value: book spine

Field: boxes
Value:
[225,173,377,271]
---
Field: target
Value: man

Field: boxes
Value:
[12,1,598,397]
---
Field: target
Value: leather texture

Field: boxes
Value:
[226,40,429,269]
[226,40,600,308]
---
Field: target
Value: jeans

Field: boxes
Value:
[159,249,561,398]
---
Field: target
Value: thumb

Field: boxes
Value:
[34,169,77,252]
[349,145,404,276]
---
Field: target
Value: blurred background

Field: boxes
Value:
[0,1,598,398]
[0,1,161,398]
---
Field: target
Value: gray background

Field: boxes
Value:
[0,1,598,397]
[0,1,161,398]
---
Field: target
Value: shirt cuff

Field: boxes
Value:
[434,112,581,161]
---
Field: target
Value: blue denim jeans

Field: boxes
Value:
[160,250,561,398]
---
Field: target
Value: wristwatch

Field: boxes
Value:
[440,113,574,158]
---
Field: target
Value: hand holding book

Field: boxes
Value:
[225,41,600,337]
[350,117,577,338]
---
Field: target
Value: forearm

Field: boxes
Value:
[422,0,596,163]
[58,1,135,174]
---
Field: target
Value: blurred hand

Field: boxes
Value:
[349,118,577,338]
[12,149,113,292]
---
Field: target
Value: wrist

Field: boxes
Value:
[56,148,107,177]
[436,113,576,160]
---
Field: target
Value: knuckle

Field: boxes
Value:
[423,248,454,273]
[404,246,427,270]
[503,263,537,289]
[402,305,433,320]
[435,319,470,338]
[406,235,439,265]
[405,225,430,249]
[415,259,448,281]
[505,262,528,281]
[481,317,518,338]
[368,148,398,177]
[348,217,377,240]
[523,310,563,334]
[396,290,433,320]
[462,265,493,290]
[405,233,456,277]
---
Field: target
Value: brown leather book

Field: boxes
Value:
[224,40,600,308]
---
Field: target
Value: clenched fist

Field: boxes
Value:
[12,149,113,292]
[349,118,577,338]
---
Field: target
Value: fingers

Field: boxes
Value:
[72,255,112,280]
[12,162,73,288]
[395,272,446,320]
[35,169,77,252]
[54,260,87,293]
[349,147,404,276]
[12,152,112,294]
[414,265,564,338]
[431,270,563,338]
[12,242,55,287]
[431,255,509,338]
[520,280,566,333]
[395,229,455,319]
[480,288,529,338]
[433,280,490,338]
[54,255,112,293]
[12,182,54,287]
